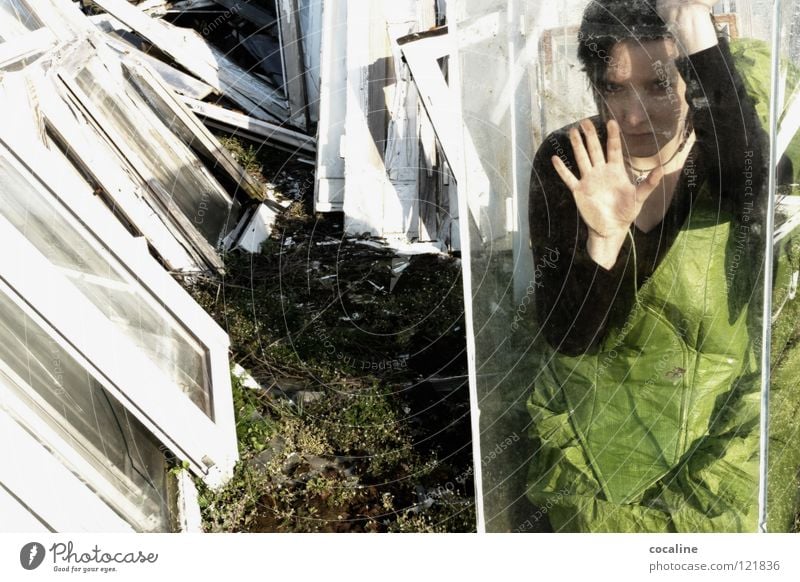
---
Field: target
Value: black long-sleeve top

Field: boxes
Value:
[529,37,768,355]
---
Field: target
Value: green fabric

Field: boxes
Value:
[525,37,800,534]
[527,184,761,532]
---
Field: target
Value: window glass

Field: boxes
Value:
[767,0,800,533]
[456,0,782,532]
[73,61,239,249]
[0,288,170,532]
[0,147,213,418]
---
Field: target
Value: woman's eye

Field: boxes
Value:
[603,82,623,94]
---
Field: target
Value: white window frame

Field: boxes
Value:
[0,0,90,70]
[0,26,55,69]
[0,138,237,488]
[0,405,134,532]
[54,42,234,270]
[35,78,200,272]
[0,483,52,533]
[0,68,202,273]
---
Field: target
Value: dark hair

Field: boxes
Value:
[577,0,671,90]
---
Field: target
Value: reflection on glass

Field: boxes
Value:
[457,0,785,532]
[526,0,766,533]
[0,289,170,532]
[0,148,213,417]
[74,62,238,248]
[766,0,800,533]
[0,0,41,44]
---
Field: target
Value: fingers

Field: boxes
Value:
[551,155,579,192]
[606,119,623,165]
[580,119,605,166]
[569,126,592,176]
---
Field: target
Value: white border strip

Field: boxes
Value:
[449,15,486,534]
[758,0,782,534]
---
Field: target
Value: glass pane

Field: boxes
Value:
[456,0,775,532]
[0,288,170,532]
[0,0,41,44]
[0,147,213,417]
[74,60,238,248]
[767,0,800,533]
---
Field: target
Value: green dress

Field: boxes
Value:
[526,182,762,532]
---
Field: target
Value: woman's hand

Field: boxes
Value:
[551,119,664,270]
[657,1,719,55]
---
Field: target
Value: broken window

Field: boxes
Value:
[0,136,238,500]
[58,50,240,254]
[0,0,254,532]
[0,289,171,532]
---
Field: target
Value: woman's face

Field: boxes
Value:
[600,38,689,158]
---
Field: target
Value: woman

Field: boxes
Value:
[527,0,767,532]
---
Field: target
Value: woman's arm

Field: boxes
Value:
[659,0,766,190]
[671,1,768,218]
[529,124,635,354]
[657,1,718,56]
[684,41,768,211]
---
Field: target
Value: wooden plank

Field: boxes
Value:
[399,28,487,216]
[342,0,421,241]
[170,0,217,10]
[182,96,316,155]
[90,0,291,124]
[137,0,170,16]
[99,28,216,100]
[0,70,50,164]
[277,0,310,129]
[417,115,440,242]
[0,0,88,43]
[342,0,386,235]
[399,28,474,251]
[382,2,425,239]
[39,0,96,40]
[232,203,280,253]
[90,0,220,80]
[122,59,265,201]
[314,0,347,212]
[415,0,438,242]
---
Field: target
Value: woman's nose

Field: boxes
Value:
[620,97,649,128]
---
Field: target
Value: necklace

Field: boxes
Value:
[625,126,693,185]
